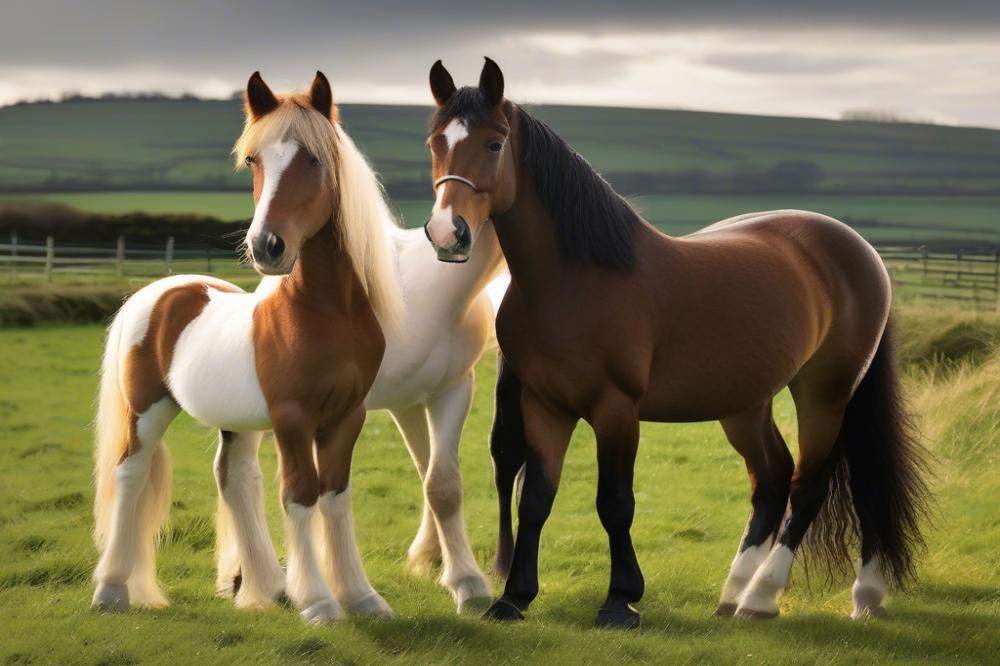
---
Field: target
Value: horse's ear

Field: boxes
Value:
[309,71,335,121]
[246,71,279,119]
[429,60,456,107]
[479,57,504,107]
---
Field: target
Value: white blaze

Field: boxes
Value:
[443,118,468,150]
[247,139,299,241]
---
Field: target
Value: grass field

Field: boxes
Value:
[1,309,998,664]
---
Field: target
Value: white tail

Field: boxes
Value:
[93,308,173,607]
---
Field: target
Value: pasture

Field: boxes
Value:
[1,309,998,664]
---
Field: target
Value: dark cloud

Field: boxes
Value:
[2,1,998,70]
[1,1,997,128]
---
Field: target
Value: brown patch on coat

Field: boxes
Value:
[120,281,239,458]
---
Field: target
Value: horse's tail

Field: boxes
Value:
[806,321,932,588]
[94,304,172,605]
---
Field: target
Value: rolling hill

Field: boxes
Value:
[0,97,998,242]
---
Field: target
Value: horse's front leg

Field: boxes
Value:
[591,393,644,629]
[484,392,576,621]
[213,430,286,607]
[315,406,393,617]
[425,372,492,614]
[273,411,342,624]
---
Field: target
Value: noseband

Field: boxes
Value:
[434,175,479,192]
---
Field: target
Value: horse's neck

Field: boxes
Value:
[280,218,361,311]
[492,171,565,296]
[455,222,506,301]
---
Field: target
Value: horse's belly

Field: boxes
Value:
[167,293,271,432]
[639,349,801,422]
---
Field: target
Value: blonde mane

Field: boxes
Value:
[233,94,404,335]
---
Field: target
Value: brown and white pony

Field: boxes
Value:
[91,72,403,624]
[423,58,930,628]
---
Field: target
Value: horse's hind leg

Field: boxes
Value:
[390,405,441,574]
[214,430,285,607]
[715,402,793,617]
[736,387,847,619]
[93,397,178,611]
[425,372,492,614]
[490,352,526,578]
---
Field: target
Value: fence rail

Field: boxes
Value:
[879,245,1000,311]
[1,233,236,281]
[3,235,1000,309]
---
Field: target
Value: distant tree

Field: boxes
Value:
[841,109,932,124]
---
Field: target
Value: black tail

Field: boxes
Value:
[805,321,932,589]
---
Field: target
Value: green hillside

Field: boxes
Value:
[1,97,999,242]
[3,97,1000,196]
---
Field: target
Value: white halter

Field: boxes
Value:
[434,175,479,192]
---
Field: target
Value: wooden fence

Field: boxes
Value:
[1,233,234,281]
[3,234,1000,310]
[879,245,1000,311]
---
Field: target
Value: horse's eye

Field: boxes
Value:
[244,155,255,167]
[489,141,504,153]
[310,156,323,168]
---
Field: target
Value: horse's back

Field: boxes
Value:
[637,210,890,421]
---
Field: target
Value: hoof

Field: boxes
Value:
[454,575,492,615]
[300,598,344,625]
[458,595,493,616]
[483,598,525,622]
[345,592,394,618]
[595,605,641,630]
[92,582,129,612]
[735,606,779,620]
[852,604,887,620]
[714,602,738,618]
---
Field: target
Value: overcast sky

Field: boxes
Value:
[1,1,998,127]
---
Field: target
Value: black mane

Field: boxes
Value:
[433,89,639,271]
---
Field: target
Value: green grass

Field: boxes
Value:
[1,314,998,663]
[0,191,254,221]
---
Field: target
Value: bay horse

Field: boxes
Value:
[423,58,930,628]
[92,71,405,624]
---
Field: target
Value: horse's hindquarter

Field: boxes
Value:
[639,211,890,421]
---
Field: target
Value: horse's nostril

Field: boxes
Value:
[264,233,285,260]
[454,216,471,247]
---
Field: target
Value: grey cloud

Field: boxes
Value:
[702,52,874,76]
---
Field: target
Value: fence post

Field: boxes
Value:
[9,229,16,282]
[44,236,54,282]
[920,245,927,280]
[206,245,213,273]
[994,250,999,313]
[165,236,175,275]
[116,236,125,277]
